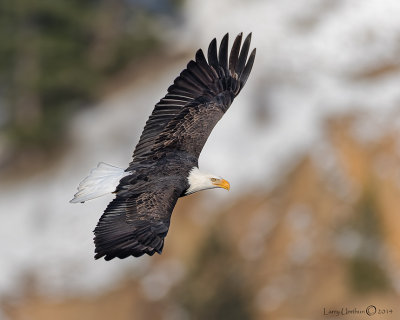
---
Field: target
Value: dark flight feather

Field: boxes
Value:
[207,38,220,73]
[229,32,242,75]
[237,33,252,76]
[218,33,229,77]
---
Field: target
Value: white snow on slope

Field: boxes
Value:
[1,0,400,298]
[182,0,400,191]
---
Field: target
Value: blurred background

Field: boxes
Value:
[1,0,400,319]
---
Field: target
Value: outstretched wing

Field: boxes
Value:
[93,179,181,260]
[130,33,256,164]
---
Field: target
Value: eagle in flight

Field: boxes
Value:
[71,33,256,260]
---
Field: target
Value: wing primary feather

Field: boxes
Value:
[207,38,219,72]
[229,33,243,75]
[239,48,256,89]
[195,49,217,80]
[236,33,252,76]
[218,33,229,76]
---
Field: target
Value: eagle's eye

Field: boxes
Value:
[210,178,217,182]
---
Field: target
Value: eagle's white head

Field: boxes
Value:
[185,167,230,195]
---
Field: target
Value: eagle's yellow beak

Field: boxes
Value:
[213,178,230,191]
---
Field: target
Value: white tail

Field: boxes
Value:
[70,162,130,203]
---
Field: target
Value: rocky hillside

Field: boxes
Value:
[4,115,399,320]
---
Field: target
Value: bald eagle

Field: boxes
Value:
[71,33,256,260]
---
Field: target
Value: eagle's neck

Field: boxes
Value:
[185,167,214,195]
